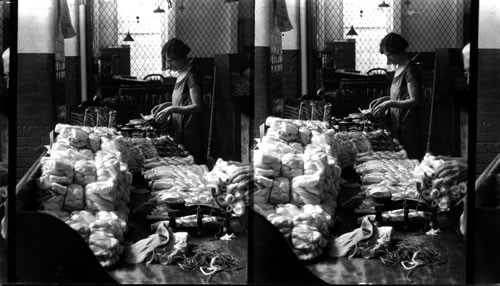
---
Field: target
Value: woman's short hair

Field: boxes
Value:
[162,38,191,60]
[379,32,409,55]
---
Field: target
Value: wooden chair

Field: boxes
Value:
[367,68,389,77]
[143,74,166,86]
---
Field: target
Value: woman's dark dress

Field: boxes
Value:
[388,62,424,159]
[170,68,205,164]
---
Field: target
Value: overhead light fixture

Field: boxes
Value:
[178,0,185,11]
[123,31,134,42]
[346,25,358,36]
[407,10,419,16]
[378,1,390,8]
[154,5,165,13]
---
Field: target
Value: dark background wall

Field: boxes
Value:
[64,57,80,106]
[16,54,55,179]
[270,18,283,110]
[253,47,270,137]
[476,49,500,176]
[281,50,299,100]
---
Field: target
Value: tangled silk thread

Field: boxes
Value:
[380,239,441,281]
[177,241,242,283]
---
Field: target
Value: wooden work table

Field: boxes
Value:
[305,228,465,285]
[303,175,466,285]
[14,152,247,284]
[106,190,248,285]
[11,153,469,284]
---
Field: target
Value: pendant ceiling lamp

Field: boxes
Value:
[154,6,165,13]
[123,31,134,42]
[346,25,358,36]
[378,1,390,8]
[177,0,185,11]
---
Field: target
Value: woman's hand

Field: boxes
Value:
[154,106,175,123]
[151,102,172,117]
[369,96,389,109]
[372,101,391,117]
[435,158,468,184]
[369,98,382,109]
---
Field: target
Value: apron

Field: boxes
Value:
[170,69,205,164]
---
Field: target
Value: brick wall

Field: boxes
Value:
[270,20,283,106]
[64,56,79,106]
[254,46,270,137]
[476,49,500,176]
[0,112,7,163]
[282,50,300,100]
[16,54,56,179]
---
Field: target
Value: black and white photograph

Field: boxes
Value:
[0,0,500,284]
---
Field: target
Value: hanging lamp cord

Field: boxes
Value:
[426,56,437,153]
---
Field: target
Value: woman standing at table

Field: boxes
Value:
[371,32,425,160]
[151,38,205,164]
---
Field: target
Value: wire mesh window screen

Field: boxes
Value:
[55,28,66,106]
[0,2,6,53]
[0,1,8,99]
[271,15,283,101]
[56,31,66,81]
[91,0,240,80]
[313,0,469,73]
